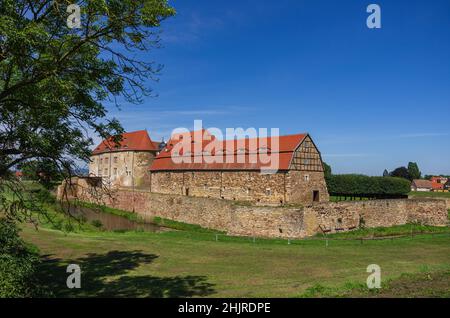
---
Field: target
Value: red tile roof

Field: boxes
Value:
[92,130,158,155]
[412,179,432,189]
[431,181,444,191]
[150,131,308,171]
[430,176,447,190]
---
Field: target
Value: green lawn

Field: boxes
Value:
[409,191,450,199]
[20,221,450,298]
[7,183,450,297]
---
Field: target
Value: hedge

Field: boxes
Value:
[326,174,411,196]
[0,219,43,297]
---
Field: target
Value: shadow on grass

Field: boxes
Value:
[37,250,216,298]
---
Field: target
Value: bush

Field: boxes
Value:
[0,219,42,297]
[326,174,411,196]
[91,219,103,228]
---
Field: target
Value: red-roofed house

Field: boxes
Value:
[411,179,433,192]
[89,130,164,187]
[430,176,447,192]
[150,130,329,205]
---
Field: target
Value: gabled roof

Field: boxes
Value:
[150,131,308,171]
[412,179,432,189]
[92,130,158,155]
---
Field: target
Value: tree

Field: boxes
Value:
[0,218,42,297]
[19,159,63,188]
[407,162,421,181]
[389,167,410,180]
[323,162,332,179]
[0,1,175,218]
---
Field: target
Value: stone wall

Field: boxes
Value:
[151,171,287,204]
[286,171,329,204]
[150,170,329,206]
[59,179,448,239]
[301,199,448,237]
[89,150,155,187]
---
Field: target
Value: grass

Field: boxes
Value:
[152,217,224,234]
[18,213,450,297]
[299,270,450,298]
[6,182,450,297]
[321,223,450,240]
[330,196,369,202]
[409,191,450,199]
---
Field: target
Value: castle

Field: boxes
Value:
[89,129,329,205]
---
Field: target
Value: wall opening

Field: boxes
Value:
[185,188,190,196]
[313,190,320,202]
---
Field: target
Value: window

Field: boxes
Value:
[104,168,108,175]
[114,168,118,176]
[265,188,272,196]
[114,157,118,163]
[304,175,310,182]
[100,158,103,164]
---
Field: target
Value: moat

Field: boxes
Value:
[64,204,165,232]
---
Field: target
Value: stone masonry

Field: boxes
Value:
[59,179,448,239]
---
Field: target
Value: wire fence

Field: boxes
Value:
[207,230,450,247]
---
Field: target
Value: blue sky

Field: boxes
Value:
[104,0,450,176]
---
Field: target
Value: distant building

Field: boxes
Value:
[411,179,432,192]
[445,180,450,191]
[15,171,23,180]
[431,176,447,192]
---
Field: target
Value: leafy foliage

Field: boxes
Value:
[389,167,410,180]
[19,159,63,188]
[0,218,42,297]
[0,0,175,219]
[326,174,411,196]
[323,162,332,179]
[407,162,421,180]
